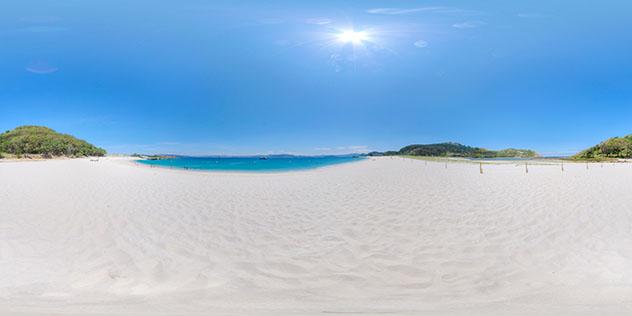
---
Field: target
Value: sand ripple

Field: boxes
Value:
[1,158,631,315]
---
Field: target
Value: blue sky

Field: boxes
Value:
[1,1,631,156]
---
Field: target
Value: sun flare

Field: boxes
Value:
[337,30,369,44]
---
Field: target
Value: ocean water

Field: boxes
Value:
[137,156,363,172]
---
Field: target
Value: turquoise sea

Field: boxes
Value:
[137,156,363,172]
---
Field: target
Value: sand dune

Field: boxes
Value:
[1,157,631,315]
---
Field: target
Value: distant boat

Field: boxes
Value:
[259,156,269,160]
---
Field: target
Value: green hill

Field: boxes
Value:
[574,135,632,160]
[370,142,538,158]
[0,126,106,158]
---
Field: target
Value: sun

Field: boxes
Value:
[337,30,369,44]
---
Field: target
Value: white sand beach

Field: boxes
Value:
[1,157,631,315]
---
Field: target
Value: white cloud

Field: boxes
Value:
[315,145,369,154]
[452,21,486,29]
[21,26,68,32]
[275,39,299,47]
[367,7,481,15]
[348,145,369,151]
[305,17,331,25]
[517,13,550,19]
[414,40,428,48]
[258,18,284,25]
[367,7,445,15]
[329,53,343,73]
[26,61,59,74]
[19,16,67,33]
[20,16,62,23]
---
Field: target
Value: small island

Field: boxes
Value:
[0,126,106,159]
[131,153,177,160]
[368,142,538,159]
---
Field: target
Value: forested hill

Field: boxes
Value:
[0,126,106,158]
[368,142,538,158]
[573,135,632,160]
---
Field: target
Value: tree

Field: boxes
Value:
[0,126,106,157]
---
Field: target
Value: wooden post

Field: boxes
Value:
[561,162,564,172]
[479,162,483,174]
[445,161,448,169]
[525,162,529,174]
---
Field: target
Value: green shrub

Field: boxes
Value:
[574,135,632,160]
[0,126,106,158]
